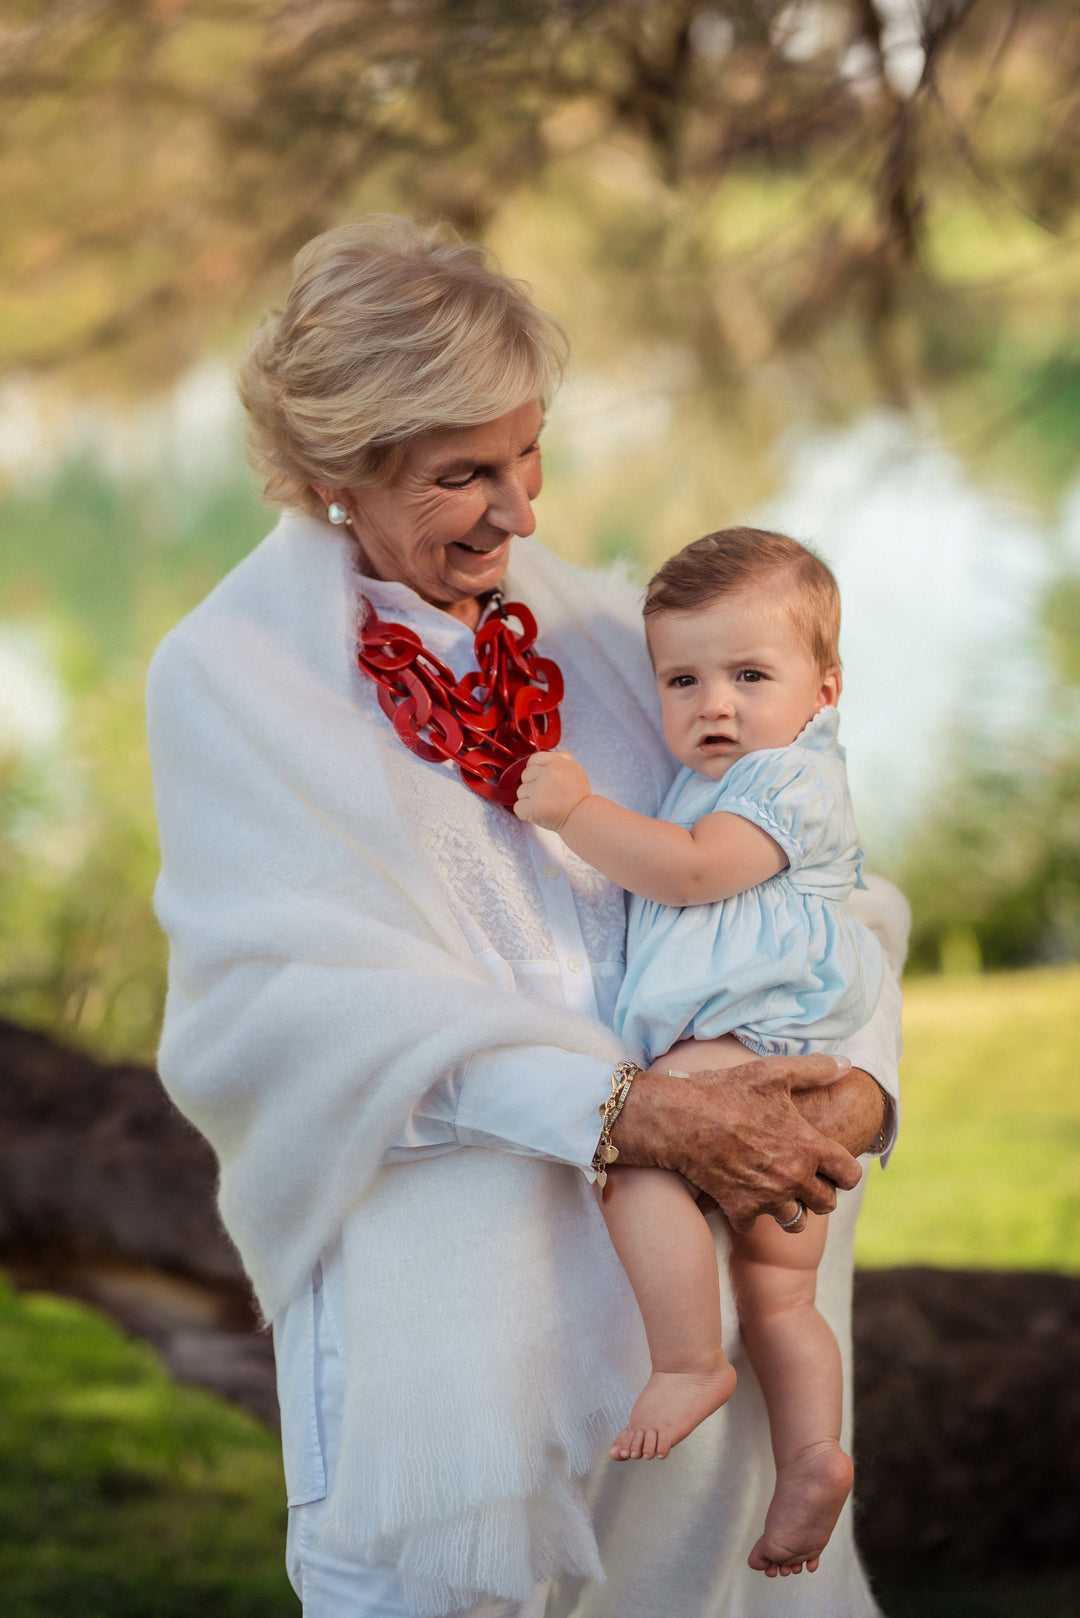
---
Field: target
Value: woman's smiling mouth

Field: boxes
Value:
[453,538,510,556]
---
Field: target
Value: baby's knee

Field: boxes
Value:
[735,1262,819,1326]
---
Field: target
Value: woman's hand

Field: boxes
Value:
[514,750,592,833]
[792,1066,887,1158]
[609,1053,864,1232]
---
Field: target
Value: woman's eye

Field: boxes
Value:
[437,471,478,489]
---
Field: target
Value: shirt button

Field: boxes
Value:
[567,956,583,973]
[542,862,561,880]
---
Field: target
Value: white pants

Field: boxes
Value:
[284,1263,549,1618]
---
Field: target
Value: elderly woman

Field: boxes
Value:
[147,217,905,1618]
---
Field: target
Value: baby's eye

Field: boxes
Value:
[737,668,765,683]
[667,674,697,689]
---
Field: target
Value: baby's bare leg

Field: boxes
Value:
[602,1166,736,1459]
[730,1215,853,1577]
[662,1032,749,1076]
[602,1036,746,1460]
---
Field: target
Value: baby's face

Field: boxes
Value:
[647,591,841,780]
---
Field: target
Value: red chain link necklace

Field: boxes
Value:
[356,591,564,805]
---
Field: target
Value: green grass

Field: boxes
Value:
[856,963,1080,1274]
[0,1277,296,1617]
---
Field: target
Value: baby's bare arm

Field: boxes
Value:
[514,751,786,905]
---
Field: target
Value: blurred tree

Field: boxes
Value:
[1,0,1076,406]
[900,566,1080,973]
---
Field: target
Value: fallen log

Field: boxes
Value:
[0,1016,275,1426]
[852,1265,1080,1574]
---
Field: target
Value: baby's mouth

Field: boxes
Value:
[699,733,736,748]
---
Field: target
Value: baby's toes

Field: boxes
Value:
[609,1428,633,1461]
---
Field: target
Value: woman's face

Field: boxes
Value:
[319,401,544,627]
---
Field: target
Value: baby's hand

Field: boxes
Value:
[514,751,592,833]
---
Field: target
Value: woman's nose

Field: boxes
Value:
[487,465,540,538]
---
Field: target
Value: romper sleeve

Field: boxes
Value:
[711,742,857,879]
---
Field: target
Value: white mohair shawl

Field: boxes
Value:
[147,514,660,1616]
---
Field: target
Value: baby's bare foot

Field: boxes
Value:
[610,1359,736,1461]
[747,1440,854,1577]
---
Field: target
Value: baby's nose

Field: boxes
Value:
[700,686,735,716]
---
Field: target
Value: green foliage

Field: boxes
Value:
[0,455,268,653]
[899,746,1080,974]
[1,0,1077,440]
[0,453,268,1061]
[896,565,1080,976]
[1044,571,1080,688]
[0,642,167,1061]
[856,964,1080,1274]
[0,1276,295,1617]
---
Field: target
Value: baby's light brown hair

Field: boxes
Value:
[643,527,841,676]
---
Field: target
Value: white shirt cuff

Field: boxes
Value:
[456,1046,615,1174]
[383,1047,616,1175]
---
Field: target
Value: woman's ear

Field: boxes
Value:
[815,665,843,711]
[311,483,338,511]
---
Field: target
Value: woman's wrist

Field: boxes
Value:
[590,1061,641,1186]
[605,1063,668,1172]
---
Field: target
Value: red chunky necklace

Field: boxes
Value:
[356,592,564,804]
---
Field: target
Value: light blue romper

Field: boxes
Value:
[613,707,884,1065]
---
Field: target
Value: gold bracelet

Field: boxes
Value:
[871,1095,889,1155]
[591,1061,641,1190]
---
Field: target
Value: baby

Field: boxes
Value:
[514,526,884,1578]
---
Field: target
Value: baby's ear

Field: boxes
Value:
[816,666,842,710]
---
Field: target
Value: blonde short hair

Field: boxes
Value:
[238,216,570,517]
[644,527,842,674]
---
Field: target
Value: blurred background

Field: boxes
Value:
[0,2,1077,1614]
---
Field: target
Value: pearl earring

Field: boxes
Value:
[327,501,350,526]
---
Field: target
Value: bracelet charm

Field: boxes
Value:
[592,1061,641,1190]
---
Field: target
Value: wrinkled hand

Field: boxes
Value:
[793,1066,888,1160]
[610,1052,863,1232]
[513,750,592,833]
